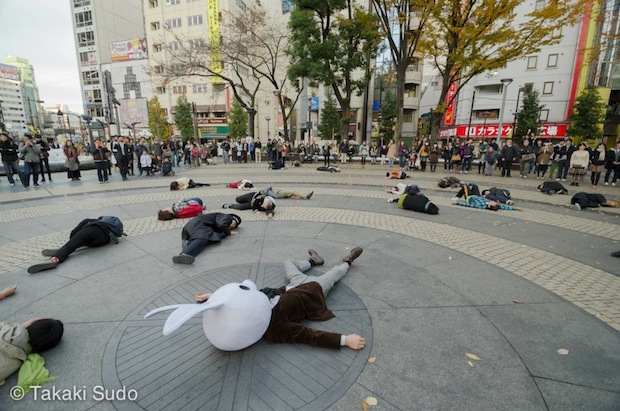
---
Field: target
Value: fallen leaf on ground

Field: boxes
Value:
[364,397,378,406]
[557,348,569,355]
[512,299,524,304]
[468,360,474,367]
[368,357,376,363]
[466,353,481,361]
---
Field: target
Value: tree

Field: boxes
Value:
[173,94,194,141]
[318,92,340,140]
[418,0,586,140]
[568,86,607,141]
[371,0,431,144]
[287,0,382,141]
[147,96,170,140]
[150,5,301,139]
[228,99,248,139]
[379,90,396,143]
[515,90,544,141]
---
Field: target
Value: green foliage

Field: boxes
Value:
[147,96,170,140]
[228,99,248,139]
[515,90,544,139]
[379,90,396,141]
[318,92,340,139]
[173,94,194,140]
[287,0,382,136]
[568,86,607,140]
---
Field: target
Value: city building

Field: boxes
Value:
[69,0,145,124]
[419,1,619,145]
[0,62,28,136]
[3,56,45,131]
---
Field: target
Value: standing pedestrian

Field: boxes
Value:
[603,141,620,186]
[35,134,52,182]
[359,141,369,166]
[19,135,42,187]
[500,139,516,177]
[589,143,607,188]
[568,142,589,187]
[112,137,131,180]
[0,132,20,186]
[254,138,262,163]
[92,140,110,183]
[64,140,81,181]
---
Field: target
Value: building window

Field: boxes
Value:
[73,0,91,7]
[403,112,413,123]
[153,43,162,52]
[406,85,417,98]
[77,31,95,47]
[408,58,420,72]
[165,18,182,29]
[172,85,187,94]
[547,54,558,68]
[151,22,160,31]
[156,86,166,94]
[148,0,159,7]
[188,15,203,26]
[213,83,225,93]
[166,0,180,4]
[75,11,92,27]
[153,65,164,74]
[237,65,249,77]
[169,41,182,51]
[82,70,99,85]
[535,0,547,10]
[543,81,554,95]
[527,56,537,70]
[192,84,208,93]
[539,109,549,121]
[189,39,206,49]
[524,83,534,93]
[79,52,90,63]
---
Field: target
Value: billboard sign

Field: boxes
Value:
[0,63,20,81]
[118,98,149,127]
[439,123,568,139]
[110,38,148,62]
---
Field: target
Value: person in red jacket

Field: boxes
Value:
[157,198,206,220]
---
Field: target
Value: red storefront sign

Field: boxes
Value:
[439,124,567,139]
[443,82,458,126]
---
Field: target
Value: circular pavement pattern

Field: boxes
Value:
[102,263,373,411]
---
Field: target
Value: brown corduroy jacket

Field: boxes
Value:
[264,282,341,349]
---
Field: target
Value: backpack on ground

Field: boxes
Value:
[162,161,173,176]
[98,216,126,244]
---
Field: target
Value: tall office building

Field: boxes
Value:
[0,63,28,136]
[70,0,145,123]
[3,56,44,130]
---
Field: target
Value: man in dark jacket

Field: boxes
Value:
[500,139,516,177]
[0,132,20,186]
[28,216,125,273]
[92,140,110,183]
[35,134,52,182]
[174,213,241,264]
[571,192,620,210]
[112,136,131,180]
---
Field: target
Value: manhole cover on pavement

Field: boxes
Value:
[102,263,372,411]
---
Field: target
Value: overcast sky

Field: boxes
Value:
[0,0,83,113]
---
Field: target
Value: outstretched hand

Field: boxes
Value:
[345,334,365,350]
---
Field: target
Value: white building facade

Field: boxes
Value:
[0,63,28,136]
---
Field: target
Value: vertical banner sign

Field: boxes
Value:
[443,81,458,126]
[207,0,222,82]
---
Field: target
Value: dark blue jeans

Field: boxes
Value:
[461,156,472,172]
[95,162,108,182]
[182,238,209,257]
[23,161,40,186]
[2,160,19,184]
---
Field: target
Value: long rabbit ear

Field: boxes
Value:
[145,302,224,336]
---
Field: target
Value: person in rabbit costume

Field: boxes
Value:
[145,248,366,351]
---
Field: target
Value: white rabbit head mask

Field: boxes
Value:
[145,279,272,351]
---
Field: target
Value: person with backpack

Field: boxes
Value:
[173,213,241,264]
[27,216,126,273]
[0,318,64,384]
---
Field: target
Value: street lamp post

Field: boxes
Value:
[495,78,513,146]
[57,110,87,143]
[513,87,525,139]
[124,122,140,146]
[466,91,476,140]
[192,102,199,141]
[482,111,490,139]
[265,116,271,139]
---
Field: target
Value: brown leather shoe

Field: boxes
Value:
[308,249,324,266]
[341,247,363,265]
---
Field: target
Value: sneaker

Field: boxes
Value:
[10,183,15,187]
[387,198,395,203]
[613,182,617,187]
[28,259,58,274]
[306,191,314,200]
[572,203,581,211]
[604,182,609,186]
[34,183,40,187]
[222,203,232,209]
[555,178,560,181]
[506,200,514,205]
[562,179,567,182]
[172,253,195,264]
[523,175,527,179]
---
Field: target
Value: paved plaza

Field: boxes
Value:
[0,161,619,410]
